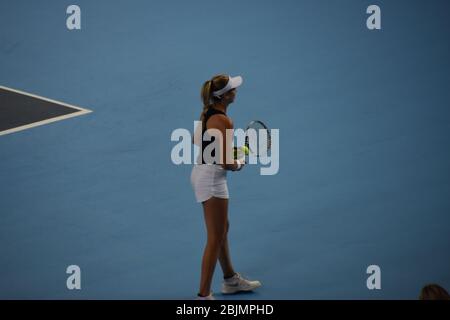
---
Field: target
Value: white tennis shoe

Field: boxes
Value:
[221,273,262,294]
[196,292,215,300]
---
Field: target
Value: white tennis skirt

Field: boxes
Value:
[190,164,229,203]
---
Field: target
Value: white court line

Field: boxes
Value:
[0,85,93,136]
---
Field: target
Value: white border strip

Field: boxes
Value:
[0,85,93,136]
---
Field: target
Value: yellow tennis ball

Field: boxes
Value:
[242,145,249,155]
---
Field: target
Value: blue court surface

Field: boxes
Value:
[1,0,449,299]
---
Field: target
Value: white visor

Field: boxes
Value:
[212,75,243,98]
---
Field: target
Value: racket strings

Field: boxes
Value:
[244,121,271,156]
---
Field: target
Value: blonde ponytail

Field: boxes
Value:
[200,80,213,124]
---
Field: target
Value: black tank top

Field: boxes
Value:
[201,107,226,164]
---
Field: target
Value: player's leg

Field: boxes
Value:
[198,197,228,297]
[218,216,262,294]
[218,219,236,279]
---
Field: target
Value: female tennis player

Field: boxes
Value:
[191,74,262,300]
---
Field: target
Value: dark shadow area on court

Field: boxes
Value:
[0,87,80,132]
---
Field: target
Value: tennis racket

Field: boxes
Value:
[234,120,272,160]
